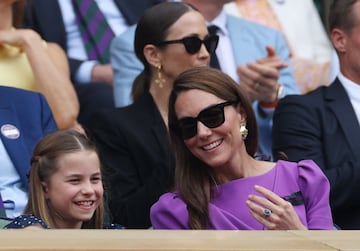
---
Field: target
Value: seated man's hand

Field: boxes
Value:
[237,46,287,103]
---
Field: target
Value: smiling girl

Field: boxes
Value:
[5,130,122,229]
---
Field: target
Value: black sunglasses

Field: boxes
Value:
[176,101,238,140]
[156,35,219,55]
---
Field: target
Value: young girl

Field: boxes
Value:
[5,130,122,229]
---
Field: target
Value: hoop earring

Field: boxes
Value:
[154,64,165,88]
[240,125,248,140]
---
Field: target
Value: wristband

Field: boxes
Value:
[259,99,278,108]
[259,84,285,108]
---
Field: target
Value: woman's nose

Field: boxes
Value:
[196,121,212,138]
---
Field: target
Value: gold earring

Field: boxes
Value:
[240,125,248,140]
[154,64,165,88]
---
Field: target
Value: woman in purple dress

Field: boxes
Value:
[150,67,333,230]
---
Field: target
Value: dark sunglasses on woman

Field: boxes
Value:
[175,101,238,140]
[156,34,219,55]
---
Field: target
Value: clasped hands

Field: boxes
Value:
[237,46,286,103]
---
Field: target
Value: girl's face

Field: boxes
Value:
[175,89,245,170]
[42,150,103,229]
[159,11,211,81]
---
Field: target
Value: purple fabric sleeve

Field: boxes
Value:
[150,193,189,229]
[297,160,333,229]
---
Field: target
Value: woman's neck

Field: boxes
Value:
[149,79,172,127]
[215,150,275,183]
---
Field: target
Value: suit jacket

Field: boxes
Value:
[23,0,163,83]
[272,79,360,229]
[88,92,175,228]
[0,86,57,191]
[111,14,299,157]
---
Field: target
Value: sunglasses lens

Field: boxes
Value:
[183,37,202,54]
[177,101,233,140]
[178,118,197,139]
[199,107,224,128]
[204,35,219,54]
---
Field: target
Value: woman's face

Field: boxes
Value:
[175,89,246,170]
[159,11,211,81]
[42,150,103,229]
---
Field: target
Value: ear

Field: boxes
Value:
[41,182,49,198]
[236,104,247,124]
[331,28,347,53]
[143,44,162,68]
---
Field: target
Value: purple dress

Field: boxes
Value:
[150,160,333,230]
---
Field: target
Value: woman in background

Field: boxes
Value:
[88,2,218,228]
[0,0,80,130]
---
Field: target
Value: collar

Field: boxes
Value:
[206,9,228,36]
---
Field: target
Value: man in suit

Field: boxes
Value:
[24,0,163,127]
[0,86,57,219]
[111,0,299,159]
[272,0,360,229]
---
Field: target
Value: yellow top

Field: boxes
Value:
[0,43,36,91]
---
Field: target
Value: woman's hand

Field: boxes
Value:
[0,29,42,51]
[246,185,307,230]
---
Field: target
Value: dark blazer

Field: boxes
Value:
[0,86,57,191]
[88,92,175,228]
[23,0,163,82]
[272,78,360,229]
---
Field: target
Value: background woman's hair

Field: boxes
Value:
[131,2,196,102]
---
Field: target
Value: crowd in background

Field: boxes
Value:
[1,0,359,231]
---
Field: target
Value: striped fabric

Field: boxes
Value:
[72,0,115,63]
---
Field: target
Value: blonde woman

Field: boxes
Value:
[0,0,80,130]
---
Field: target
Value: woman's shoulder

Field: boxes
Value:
[276,159,328,186]
[276,159,323,173]
[4,214,48,229]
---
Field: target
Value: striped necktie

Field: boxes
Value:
[72,0,115,63]
[207,25,220,69]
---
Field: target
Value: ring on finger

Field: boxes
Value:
[263,208,272,217]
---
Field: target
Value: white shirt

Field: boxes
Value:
[57,0,129,83]
[0,138,27,218]
[338,72,360,126]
